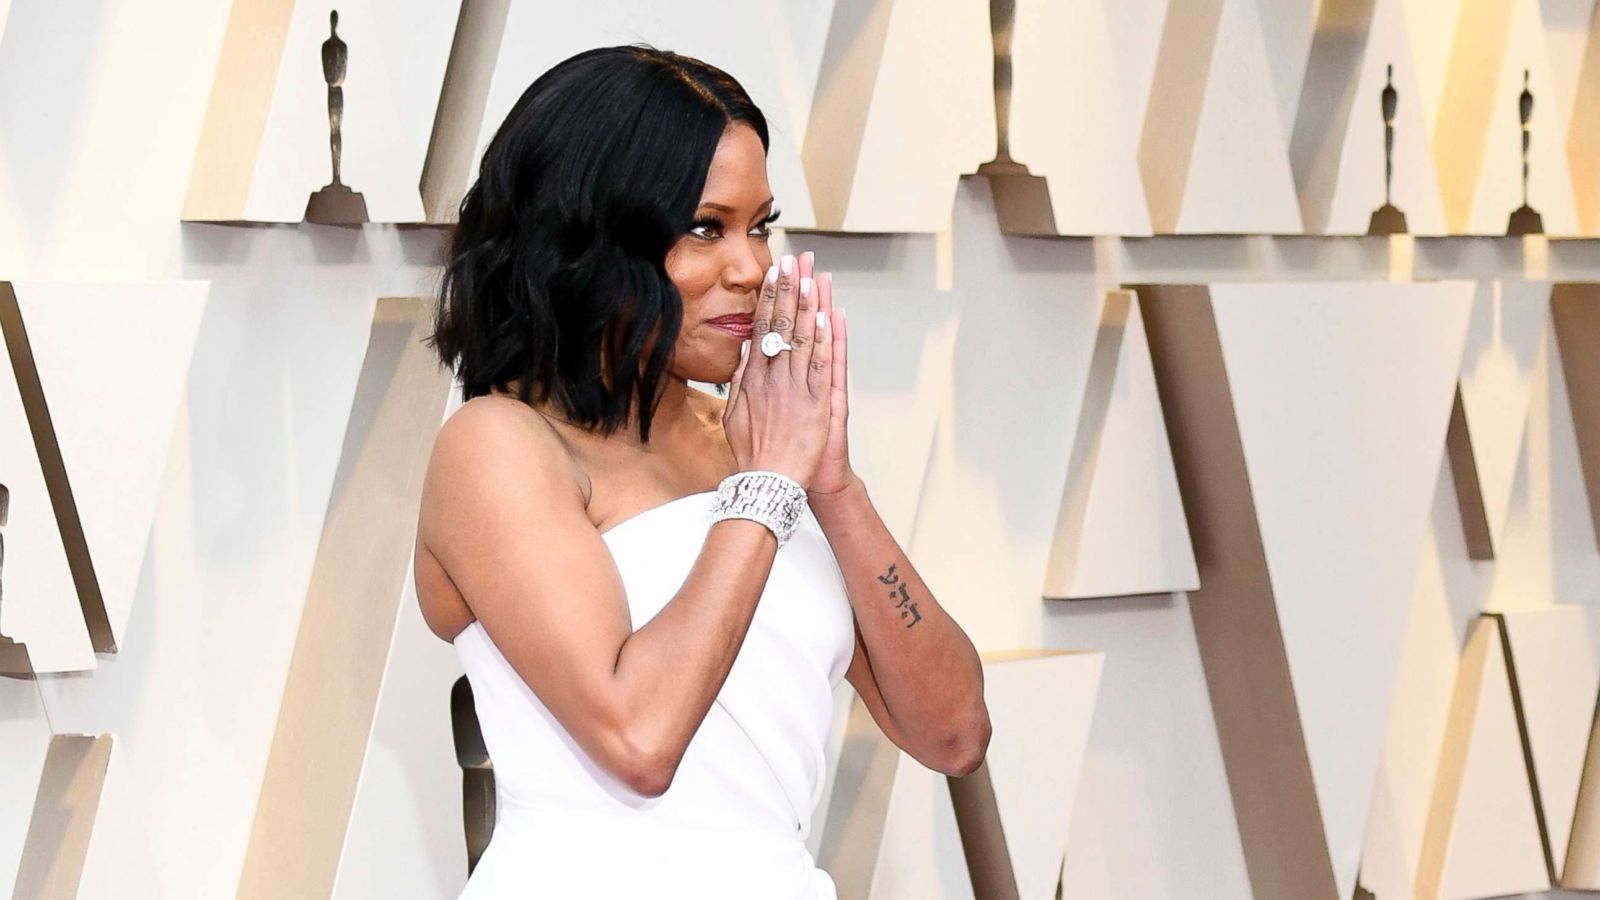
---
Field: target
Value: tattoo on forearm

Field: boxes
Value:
[876,563,923,628]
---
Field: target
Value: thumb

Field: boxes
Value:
[726,339,751,414]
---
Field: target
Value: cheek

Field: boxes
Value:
[667,258,719,319]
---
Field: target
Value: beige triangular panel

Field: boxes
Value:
[1497,606,1600,881]
[1552,284,1600,553]
[1292,0,1449,234]
[1433,0,1514,230]
[1571,8,1600,233]
[420,0,512,224]
[759,2,840,150]
[1446,281,1548,559]
[1565,688,1600,888]
[0,677,53,892]
[1356,485,1473,900]
[1398,0,1466,135]
[817,695,974,900]
[1540,0,1599,120]
[184,0,463,223]
[1139,0,1303,233]
[1050,590,1254,899]
[993,0,1151,236]
[0,285,95,673]
[1256,0,1321,136]
[237,298,454,899]
[1416,616,1549,899]
[832,289,958,546]
[12,734,115,900]
[1044,292,1197,599]
[1101,0,1176,129]
[334,389,471,898]
[1138,280,1473,900]
[958,650,1102,900]
[805,0,994,231]
[1214,280,1472,900]
[909,178,1103,652]
[461,2,818,230]
[13,282,208,650]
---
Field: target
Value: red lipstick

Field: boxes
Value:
[707,314,753,338]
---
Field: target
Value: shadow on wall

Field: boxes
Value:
[451,675,495,875]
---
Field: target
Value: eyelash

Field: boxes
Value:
[689,208,782,241]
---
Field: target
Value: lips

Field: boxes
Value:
[708,315,753,337]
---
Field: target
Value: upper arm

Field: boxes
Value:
[417,398,647,788]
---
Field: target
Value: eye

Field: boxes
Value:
[689,216,724,240]
[688,207,782,241]
[751,207,782,240]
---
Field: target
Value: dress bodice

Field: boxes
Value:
[451,491,854,899]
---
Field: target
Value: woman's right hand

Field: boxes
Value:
[721,251,833,490]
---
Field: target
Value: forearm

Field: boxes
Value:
[611,517,777,789]
[809,476,988,752]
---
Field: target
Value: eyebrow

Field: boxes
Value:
[698,197,775,214]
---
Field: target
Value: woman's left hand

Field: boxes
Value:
[799,253,857,498]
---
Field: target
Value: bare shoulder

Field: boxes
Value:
[415,394,593,639]
[425,395,590,508]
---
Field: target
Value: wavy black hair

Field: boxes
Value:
[428,44,770,444]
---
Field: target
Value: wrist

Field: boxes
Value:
[807,471,866,506]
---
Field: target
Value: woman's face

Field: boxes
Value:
[662,123,778,385]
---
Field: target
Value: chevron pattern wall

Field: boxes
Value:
[2,1,1599,898]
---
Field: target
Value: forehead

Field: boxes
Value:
[698,124,770,206]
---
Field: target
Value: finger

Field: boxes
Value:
[814,268,833,386]
[753,263,779,371]
[828,275,847,400]
[818,273,843,394]
[807,305,833,398]
[792,250,815,379]
[791,270,819,381]
[772,252,799,363]
[728,338,751,409]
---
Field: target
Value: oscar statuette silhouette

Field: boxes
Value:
[1368,64,1408,234]
[1507,69,1543,235]
[974,0,1060,235]
[304,10,370,225]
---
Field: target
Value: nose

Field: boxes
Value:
[723,239,769,301]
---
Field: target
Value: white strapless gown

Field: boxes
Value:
[452,490,856,899]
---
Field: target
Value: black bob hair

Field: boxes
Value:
[428,44,770,444]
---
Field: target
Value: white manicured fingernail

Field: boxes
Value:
[800,276,812,295]
[741,339,749,358]
[765,265,777,283]
[781,254,794,275]
[816,311,827,329]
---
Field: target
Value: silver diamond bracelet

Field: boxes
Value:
[708,470,808,547]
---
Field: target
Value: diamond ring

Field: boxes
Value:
[760,331,794,358]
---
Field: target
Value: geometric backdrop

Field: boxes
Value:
[3,1,1600,898]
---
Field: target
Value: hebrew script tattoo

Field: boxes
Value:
[876,563,923,628]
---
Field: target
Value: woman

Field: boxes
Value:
[414,45,990,898]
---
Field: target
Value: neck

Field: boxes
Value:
[627,375,701,446]
[523,374,701,446]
